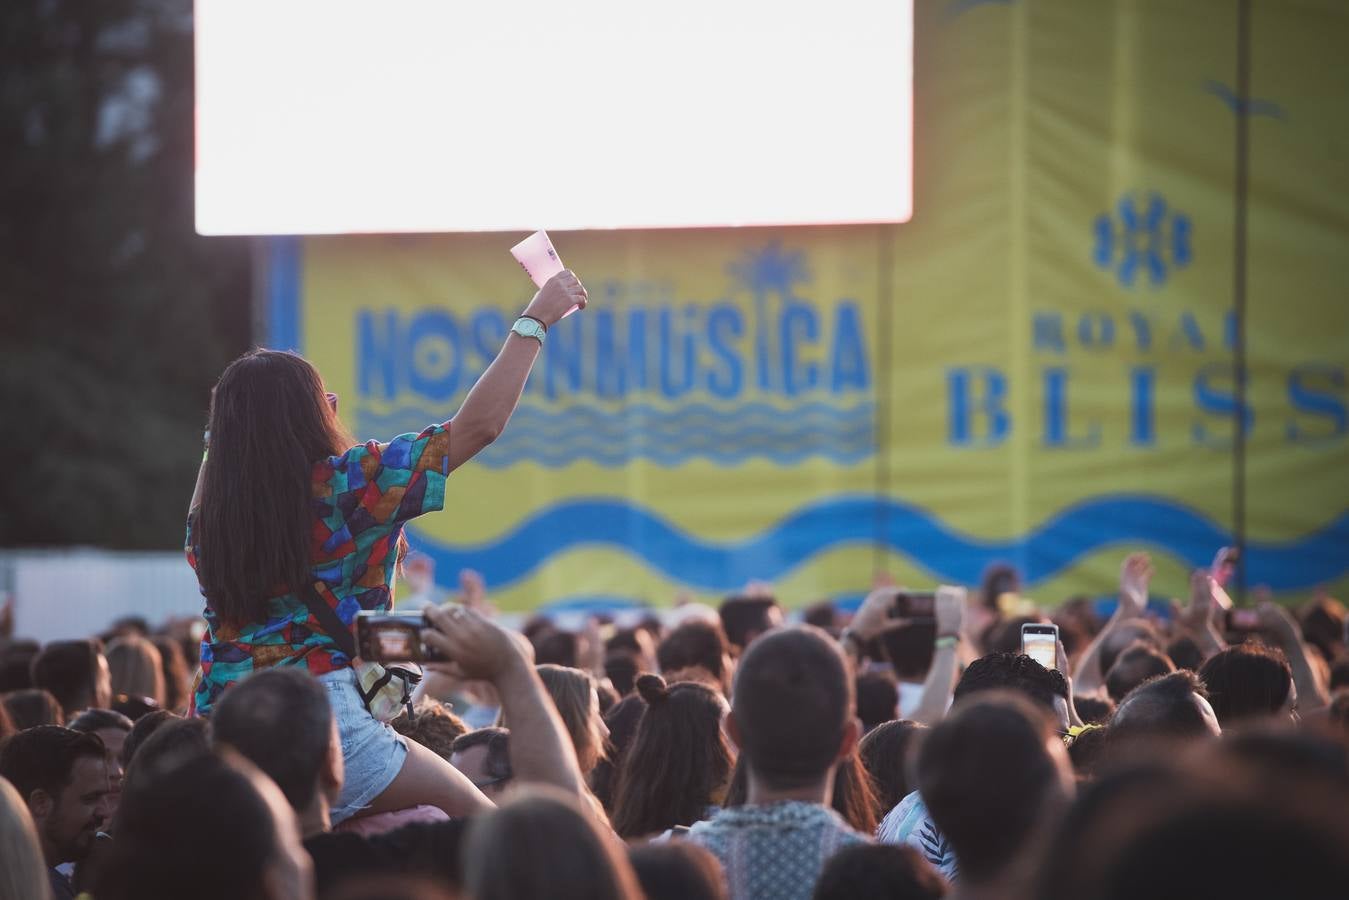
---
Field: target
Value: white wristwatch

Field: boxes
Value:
[511,316,547,345]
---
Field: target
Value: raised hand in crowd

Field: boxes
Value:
[422,604,587,801]
[1255,598,1331,714]
[1072,552,1154,697]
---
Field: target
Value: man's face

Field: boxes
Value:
[451,745,509,800]
[37,756,110,864]
[93,727,127,821]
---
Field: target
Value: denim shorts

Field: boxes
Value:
[318,667,408,824]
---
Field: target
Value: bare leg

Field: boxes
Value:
[361,739,494,818]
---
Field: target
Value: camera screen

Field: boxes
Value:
[1022,631,1057,670]
[374,624,418,659]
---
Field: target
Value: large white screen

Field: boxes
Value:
[195,0,912,234]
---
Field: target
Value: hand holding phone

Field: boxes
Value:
[1021,623,1059,670]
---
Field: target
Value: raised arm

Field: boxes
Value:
[1257,600,1331,715]
[422,604,585,798]
[910,586,965,726]
[1072,552,1151,697]
[446,271,587,472]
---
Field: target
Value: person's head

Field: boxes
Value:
[532,628,580,668]
[104,635,165,709]
[536,664,608,774]
[211,668,341,826]
[392,700,469,762]
[0,640,40,693]
[718,595,784,653]
[879,622,935,682]
[324,877,455,900]
[118,709,175,770]
[1099,619,1162,676]
[0,775,51,900]
[1329,687,1349,734]
[30,640,110,717]
[802,600,840,634]
[97,749,313,900]
[657,621,733,696]
[1299,595,1346,664]
[1198,642,1296,728]
[197,349,355,626]
[605,627,657,672]
[1105,642,1176,703]
[1037,744,1349,900]
[1067,724,1112,782]
[611,674,733,838]
[628,842,727,900]
[858,719,926,814]
[1110,670,1221,743]
[119,717,212,798]
[604,650,640,698]
[812,843,947,900]
[979,563,1021,611]
[1073,695,1116,726]
[1165,634,1206,672]
[727,625,858,794]
[916,692,1074,884]
[67,708,133,814]
[855,671,899,732]
[1,689,63,729]
[1330,657,1349,693]
[0,725,110,866]
[831,745,881,834]
[450,727,513,800]
[463,786,643,900]
[953,651,1072,732]
[147,634,191,714]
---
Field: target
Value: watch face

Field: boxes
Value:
[514,318,544,340]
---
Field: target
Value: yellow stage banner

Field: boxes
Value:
[275,0,1347,610]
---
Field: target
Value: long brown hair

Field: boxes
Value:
[611,674,733,838]
[536,664,607,773]
[197,349,355,625]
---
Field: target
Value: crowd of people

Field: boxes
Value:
[2,559,1347,900]
[2,274,1348,899]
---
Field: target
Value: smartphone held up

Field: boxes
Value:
[1021,623,1059,670]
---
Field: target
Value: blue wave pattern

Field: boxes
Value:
[357,402,876,468]
[410,495,1349,593]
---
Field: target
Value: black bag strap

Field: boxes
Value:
[297,580,359,661]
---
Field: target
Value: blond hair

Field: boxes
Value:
[0,777,52,900]
[107,635,166,706]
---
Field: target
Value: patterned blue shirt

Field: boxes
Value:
[686,801,869,900]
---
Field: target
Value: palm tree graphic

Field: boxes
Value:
[727,242,812,392]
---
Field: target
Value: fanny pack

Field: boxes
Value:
[298,581,421,722]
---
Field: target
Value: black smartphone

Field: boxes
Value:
[1021,623,1059,670]
[889,591,936,621]
[355,611,444,663]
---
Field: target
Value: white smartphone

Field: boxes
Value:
[1021,623,1059,670]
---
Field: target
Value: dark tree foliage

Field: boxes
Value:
[0,0,250,547]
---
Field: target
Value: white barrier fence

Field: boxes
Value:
[0,548,204,643]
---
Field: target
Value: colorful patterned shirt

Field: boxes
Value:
[685,801,870,900]
[187,425,451,717]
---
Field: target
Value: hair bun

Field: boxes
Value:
[635,673,669,706]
